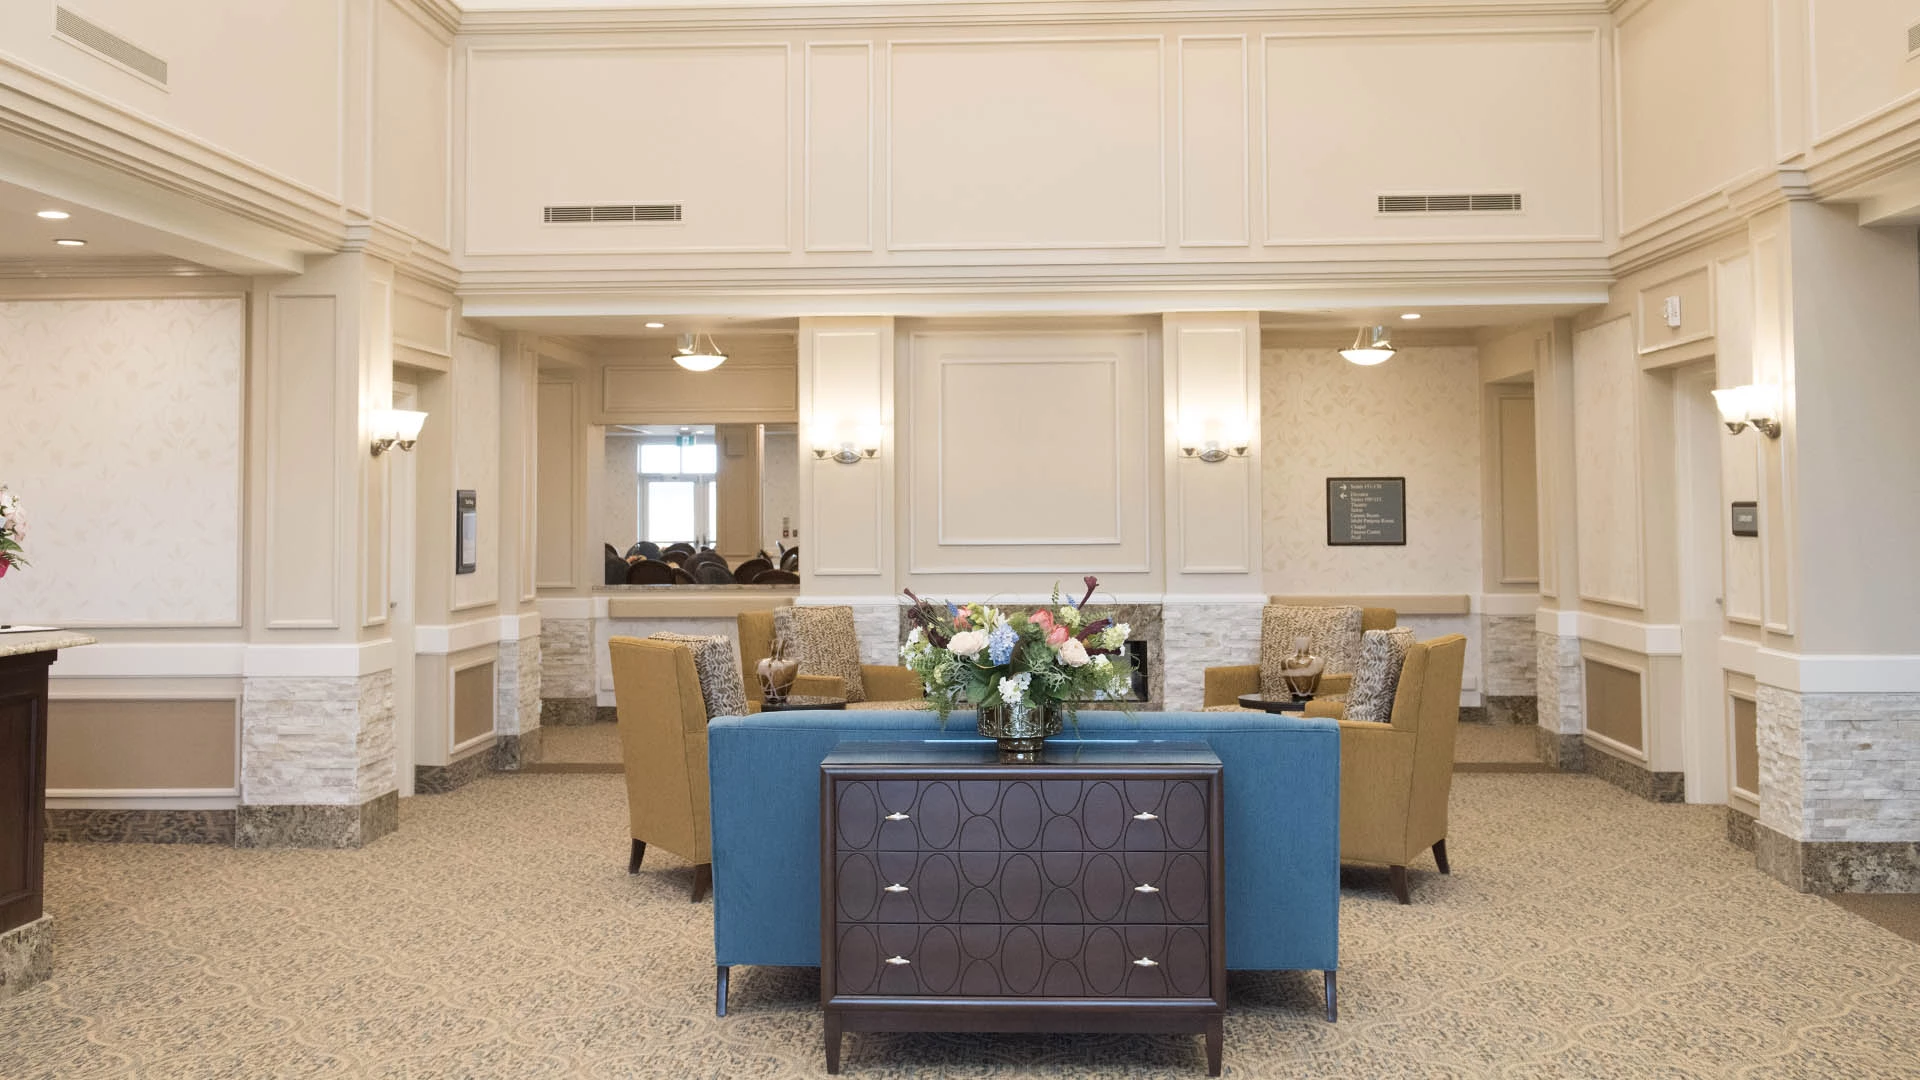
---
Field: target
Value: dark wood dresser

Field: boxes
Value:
[1,630,88,999]
[820,742,1225,1075]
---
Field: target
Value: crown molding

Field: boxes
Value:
[455,0,1610,34]
[343,217,460,291]
[400,0,465,36]
[0,256,230,280]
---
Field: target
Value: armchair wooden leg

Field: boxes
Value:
[1433,839,1450,875]
[691,862,713,903]
[628,839,645,875]
[1323,970,1338,1023]
[1388,865,1411,905]
[716,965,730,1017]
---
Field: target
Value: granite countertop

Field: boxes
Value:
[0,629,97,658]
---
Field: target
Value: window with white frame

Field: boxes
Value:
[636,436,718,546]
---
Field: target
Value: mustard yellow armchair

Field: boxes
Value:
[609,636,713,901]
[1337,634,1467,904]
[736,608,925,707]
[1202,606,1397,708]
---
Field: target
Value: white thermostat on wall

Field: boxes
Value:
[1663,295,1683,328]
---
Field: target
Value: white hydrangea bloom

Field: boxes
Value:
[998,672,1031,706]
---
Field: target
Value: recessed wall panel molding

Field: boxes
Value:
[1715,252,1763,626]
[800,321,892,580]
[1808,0,1920,146]
[1636,264,1714,357]
[597,357,800,424]
[265,294,342,628]
[464,43,792,254]
[1615,0,1771,236]
[1749,227,1794,636]
[887,38,1164,250]
[0,298,246,627]
[47,698,239,796]
[1263,29,1603,246]
[1572,316,1645,609]
[534,380,578,589]
[908,329,1151,573]
[1168,318,1257,576]
[1494,393,1540,585]
[805,42,873,252]
[1178,35,1248,248]
[362,275,394,630]
[453,334,502,611]
[374,0,453,249]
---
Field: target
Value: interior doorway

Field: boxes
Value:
[391,382,420,798]
[1674,363,1728,805]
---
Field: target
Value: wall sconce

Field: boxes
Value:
[815,442,878,465]
[813,419,880,464]
[369,408,428,456]
[1181,440,1248,464]
[1178,419,1250,464]
[1711,384,1782,438]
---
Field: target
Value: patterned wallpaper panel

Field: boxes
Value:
[1261,347,1484,594]
[0,298,244,626]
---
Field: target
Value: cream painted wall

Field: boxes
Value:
[593,338,798,426]
[452,333,501,610]
[0,0,344,197]
[0,297,245,626]
[1260,346,1483,597]
[1614,0,1772,237]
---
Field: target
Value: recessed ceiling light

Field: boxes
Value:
[53,238,86,247]
[1400,313,1422,320]
[36,209,71,220]
[645,322,665,329]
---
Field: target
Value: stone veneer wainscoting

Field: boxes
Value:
[1755,685,1920,893]
[539,617,595,726]
[492,635,543,770]
[1160,602,1263,711]
[1482,613,1538,725]
[237,671,398,848]
[1534,630,1585,770]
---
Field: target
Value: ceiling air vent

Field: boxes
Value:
[543,204,684,224]
[54,6,167,85]
[1378,192,1524,214]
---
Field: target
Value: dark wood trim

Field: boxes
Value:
[0,652,53,936]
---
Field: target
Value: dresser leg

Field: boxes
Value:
[1323,970,1338,1022]
[715,966,729,1018]
[1205,1016,1223,1076]
[825,1011,843,1074]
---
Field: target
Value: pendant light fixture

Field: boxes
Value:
[1340,325,1396,366]
[674,331,727,372]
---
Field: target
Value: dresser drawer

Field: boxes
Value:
[832,776,1211,854]
[835,848,1210,924]
[834,922,1214,999]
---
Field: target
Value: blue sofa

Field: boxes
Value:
[706,709,1341,1019]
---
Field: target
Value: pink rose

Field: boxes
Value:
[953,613,970,629]
[1046,625,1069,647]
[1029,609,1054,631]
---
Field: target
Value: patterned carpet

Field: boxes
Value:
[5,772,1918,1079]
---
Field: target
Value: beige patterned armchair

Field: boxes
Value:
[1202,604,1398,708]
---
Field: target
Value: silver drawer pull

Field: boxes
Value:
[884,883,909,894]
[885,955,912,966]
[1132,811,1158,821]
[1134,883,1159,894]
[1133,956,1159,967]
[884,811,910,822]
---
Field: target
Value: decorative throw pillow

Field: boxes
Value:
[1345,628,1416,724]
[648,633,749,720]
[1259,605,1363,700]
[773,606,867,702]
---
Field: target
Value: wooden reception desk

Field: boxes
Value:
[0,629,91,999]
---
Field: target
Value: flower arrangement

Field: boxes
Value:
[899,575,1136,727]
[0,487,26,578]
